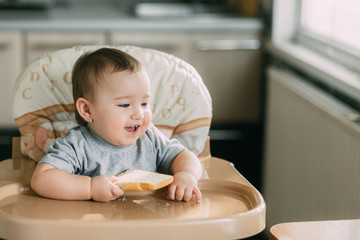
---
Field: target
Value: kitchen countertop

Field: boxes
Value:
[0,2,263,33]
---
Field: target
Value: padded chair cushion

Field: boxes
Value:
[13,45,212,162]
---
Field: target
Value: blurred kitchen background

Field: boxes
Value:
[0,0,265,191]
[1,0,360,239]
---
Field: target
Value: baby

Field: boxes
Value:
[31,47,202,203]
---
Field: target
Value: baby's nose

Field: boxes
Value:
[131,107,144,120]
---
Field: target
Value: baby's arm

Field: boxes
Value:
[31,163,123,202]
[167,150,203,203]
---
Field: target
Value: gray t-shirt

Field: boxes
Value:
[39,123,185,177]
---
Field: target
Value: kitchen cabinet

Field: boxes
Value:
[189,34,262,123]
[0,31,262,126]
[110,32,191,62]
[0,31,23,127]
[0,31,22,160]
[0,32,107,127]
[188,34,263,189]
[0,31,263,127]
[26,32,107,64]
[112,32,262,124]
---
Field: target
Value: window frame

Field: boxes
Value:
[270,0,360,103]
[294,0,360,74]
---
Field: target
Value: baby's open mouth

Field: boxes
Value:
[125,125,140,132]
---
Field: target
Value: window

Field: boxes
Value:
[296,0,360,72]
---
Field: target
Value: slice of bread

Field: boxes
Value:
[114,169,174,191]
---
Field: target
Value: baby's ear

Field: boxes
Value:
[76,97,92,123]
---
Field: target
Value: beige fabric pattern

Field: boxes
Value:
[13,45,212,162]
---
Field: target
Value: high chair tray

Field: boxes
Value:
[0,158,265,240]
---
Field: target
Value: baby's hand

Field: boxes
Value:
[167,171,202,203]
[90,175,124,202]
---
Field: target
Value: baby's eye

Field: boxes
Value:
[118,104,130,108]
[141,102,149,107]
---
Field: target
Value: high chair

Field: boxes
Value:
[0,45,265,240]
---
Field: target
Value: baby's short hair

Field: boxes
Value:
[72,47,142,125]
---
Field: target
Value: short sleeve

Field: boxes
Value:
[38,135,82,174]
[146,124,186,174]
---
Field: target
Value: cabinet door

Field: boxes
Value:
[26,32,107,64]
[0,32,23,127]
[110,33,190,62]
[189,34,262,124]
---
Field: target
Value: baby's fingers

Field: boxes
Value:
[183,187,194,202]
[167,184,175,201]
[167,184,182,201]
[193,186,202,203]
[110,175,121,183]
[170,187,186,201]
[110,182,124,199]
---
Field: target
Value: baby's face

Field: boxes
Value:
[88,66,152,146]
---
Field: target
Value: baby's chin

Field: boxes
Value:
[110,136,141,147]
[105,127,147,146]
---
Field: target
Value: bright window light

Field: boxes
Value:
[300,0,360,52]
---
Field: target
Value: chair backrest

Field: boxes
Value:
[13,45,212,163]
